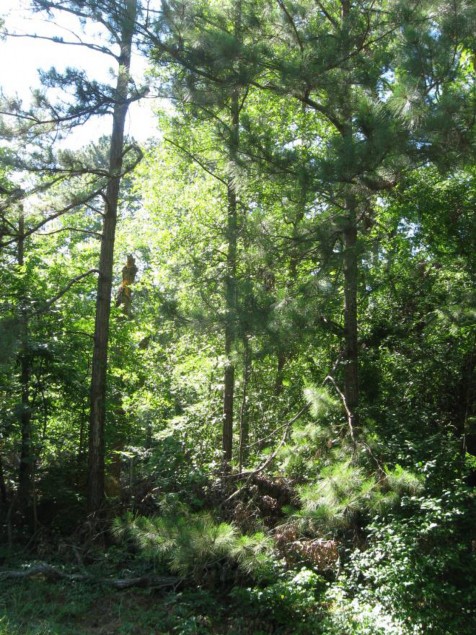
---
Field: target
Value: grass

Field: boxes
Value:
[0,579,202,635]
[0,577,282,635]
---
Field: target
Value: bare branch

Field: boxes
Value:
[0,562,181,590]
[324,374,355,445]
[33,269,100,316]
[165,137,227,186]
[2,31,118,60]
[37,226,102,238]
[276,0,304,53]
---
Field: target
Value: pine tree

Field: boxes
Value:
[3,0,144,510]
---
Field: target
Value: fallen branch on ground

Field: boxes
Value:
[0,563,181,590]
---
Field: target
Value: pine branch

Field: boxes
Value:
[224,403,310,503]
[0,185,106,249]
[165,137,227,185]
[30,0,126,46]
[276,0,304,53]
[37,226,102,239]
[313,0,339,28]
[2,31,118,60]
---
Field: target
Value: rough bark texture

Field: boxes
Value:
[87,0,138,512]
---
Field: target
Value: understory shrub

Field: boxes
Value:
[113,509,276,584]
[323,480,476,634]
[231,567,327,635]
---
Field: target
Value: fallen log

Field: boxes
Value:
[0,563,181,590]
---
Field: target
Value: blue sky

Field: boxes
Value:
[0,0,158,147]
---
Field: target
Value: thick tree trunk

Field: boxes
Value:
[87,0,137,512]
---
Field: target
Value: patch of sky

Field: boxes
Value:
[0,0,159,149]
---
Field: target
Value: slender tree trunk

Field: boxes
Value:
[87,0,138,512]
[222,1,242,464]
[17,208,34,511]
[343,193,359,436]
[0,455,7,510]
[222,95,238,462]
[340,0,359,437]
[239,336,252,471]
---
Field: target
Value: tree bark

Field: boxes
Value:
[17,206,34,511]
[340,0,359,437]
[239,336,252,471]
[342,193,359,437]
[87,0,138,512]
[222,103,238,461]
[222,1,242,464]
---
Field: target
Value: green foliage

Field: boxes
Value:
[303,386,339,420]
[325,480,476,635]
[231,567,327,635]
[126,434,208,511]
[295,459,425,535]
[0,1,474,632]
[297,460,376,533]
[114,509,276,584]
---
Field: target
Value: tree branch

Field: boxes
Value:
[324,374,355,445]
[33,269,100,316]
[313,0,339,28]
[2,31,118,60]
[0,186,105,249]
[276,0,304,53]
[224,403,309,503]
[164,138,227,186]
[0,562,181,590]
[37,227,102,239]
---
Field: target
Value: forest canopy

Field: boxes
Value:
[0,1,475,634]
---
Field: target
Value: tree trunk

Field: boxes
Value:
[222,128,238,461]
[340,0,359,437]
[343,194,359,437]
[0,455,7,510]
[239,337,252,471]
[87,0,138,512]
[17,207,34,511]
[222,1,242,464]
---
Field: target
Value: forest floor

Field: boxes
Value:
[0,574,279,635]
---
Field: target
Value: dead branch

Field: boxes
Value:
[324,374,355,445]
[0,562,181,590]
[224,402,309,504]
